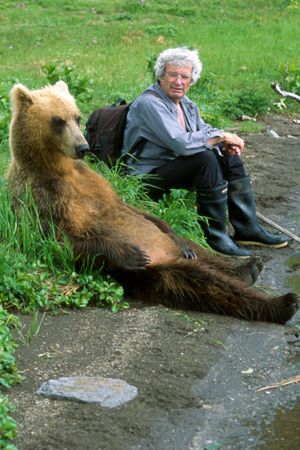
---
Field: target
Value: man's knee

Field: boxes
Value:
[192,149,219,170]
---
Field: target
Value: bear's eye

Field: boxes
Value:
[76,116,81,125]
[51,116,66,133]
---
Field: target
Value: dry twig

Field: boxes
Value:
[257,374,300,392]
[271,82,300,103]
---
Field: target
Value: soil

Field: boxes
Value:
[7,115,300,450]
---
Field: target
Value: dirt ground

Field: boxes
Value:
[7,115,300,450]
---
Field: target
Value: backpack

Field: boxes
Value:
[84,99,131,167]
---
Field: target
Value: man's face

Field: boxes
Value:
[158,64,192,102]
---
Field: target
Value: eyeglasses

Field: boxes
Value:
[164,72,192,82]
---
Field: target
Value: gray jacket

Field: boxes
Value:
[121,83,223,175]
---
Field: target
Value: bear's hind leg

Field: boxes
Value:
[269,292,299,324]
[220,255,264,286]
[145,260,298,323]
[184,240,264,286]
[198,253,264,286]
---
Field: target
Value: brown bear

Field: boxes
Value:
[7,81,299,324]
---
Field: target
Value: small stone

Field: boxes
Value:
[241,114,256,122]
[267,129,280,138]
[37,376,138,408]
[241,368,254,375]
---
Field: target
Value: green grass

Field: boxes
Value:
[0,1,299,112]
[0,1,299,447]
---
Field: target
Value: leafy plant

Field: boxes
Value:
[42,63,94,103]
[0,394,17,450]
[0,307,20,449]
[69,272,126,313]
[0,306,21,388]
[280,62,300,94]
[0,246,125,313]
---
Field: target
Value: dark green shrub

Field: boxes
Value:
[221,88,270,119]
[0,83,11,147]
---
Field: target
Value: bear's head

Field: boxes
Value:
[9,81,89,168]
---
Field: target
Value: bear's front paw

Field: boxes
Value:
[181,247,197,260]
[120,244,151,271]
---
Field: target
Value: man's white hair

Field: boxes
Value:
[154,47,203,85]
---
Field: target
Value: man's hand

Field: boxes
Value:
[222,132,244,155]
[208,132,245,155]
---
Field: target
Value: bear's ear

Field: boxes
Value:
[54,80,69,93]
[10,84,33,109]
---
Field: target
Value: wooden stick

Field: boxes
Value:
[257,211,300,244]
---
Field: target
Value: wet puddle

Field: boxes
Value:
[256,253,300,449]
[287,252,300,294]
[255,402,300,449]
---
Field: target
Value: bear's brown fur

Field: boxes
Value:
[7,81,299,323]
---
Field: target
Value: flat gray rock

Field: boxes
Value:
[37,376,138,408]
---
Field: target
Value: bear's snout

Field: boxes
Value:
[76,143,90,158]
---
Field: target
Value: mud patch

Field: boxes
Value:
[9,307,226,450]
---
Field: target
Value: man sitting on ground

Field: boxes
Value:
[121,47,287,257]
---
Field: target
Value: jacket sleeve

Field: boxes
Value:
[137,96,223,156]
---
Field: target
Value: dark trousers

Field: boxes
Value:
[143,148,247,200]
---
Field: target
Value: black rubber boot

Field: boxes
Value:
[228,176,288,248]
[197,183,252,257]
